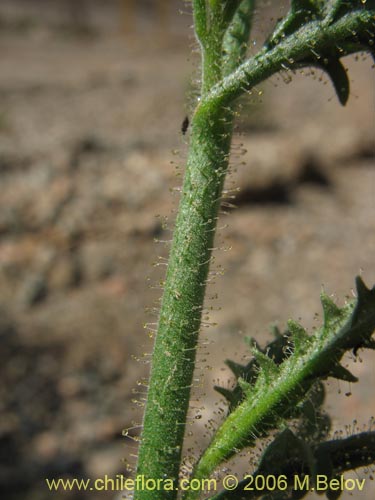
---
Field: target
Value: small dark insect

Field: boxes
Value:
[181,116,189,135]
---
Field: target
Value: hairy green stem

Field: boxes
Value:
[192,0,207,45]
[134,3,256,498]
[223,1,255,75]
[134,102,234,500]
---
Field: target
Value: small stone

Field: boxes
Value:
[33,431,60,460]
[48,256,82,290]
[19,272,48,307]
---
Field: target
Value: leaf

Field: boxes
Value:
[309,381,325,407]
[270,324,283,338]
[291,0,321,14]
[244,335,261,350]
[257,429,312,475]
[338,277,375,351]
[328,363,358,382]
[325,0,375,26]
[223,0,242,25]
[354,275,375,320]
[356,337,375,352]
[288,319,310,354]
[225,359,246,378]
[326,481,342,500]
[296,381,331,440]
[295,57,350,105]
[214,386,237,404]
[238,376,252,394]
[201,278,375,482]
[321,292,346,338]
[321,58,350,105]
[321,293,344,322]
[223,0,256,75]
[266,0,322,49]
[206,432,375,499]
[252,348,279,375]
[215,330,291,410]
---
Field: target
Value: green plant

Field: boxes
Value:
[133,2,375,500]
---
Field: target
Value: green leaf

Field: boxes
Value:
[223,0,256,75]
[223,0,242,25]
[291,0,322,14]
[252,348,279,375]
[194,278,375,485]
[266,0,322,49]
[321,292,345,335]
[215,330,291,410]
[238,376,252,394]
[325,0,375,26]
[288,319,310,354]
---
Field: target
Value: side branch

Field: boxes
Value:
[223,0,256,75]
[207,9,375,107]
[184,278,375,499]
[193,0,208,44]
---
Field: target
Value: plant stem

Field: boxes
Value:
[134,99,235,500]
[134,2,258,496]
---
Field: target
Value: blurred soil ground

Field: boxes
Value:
[0,1,374,499]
